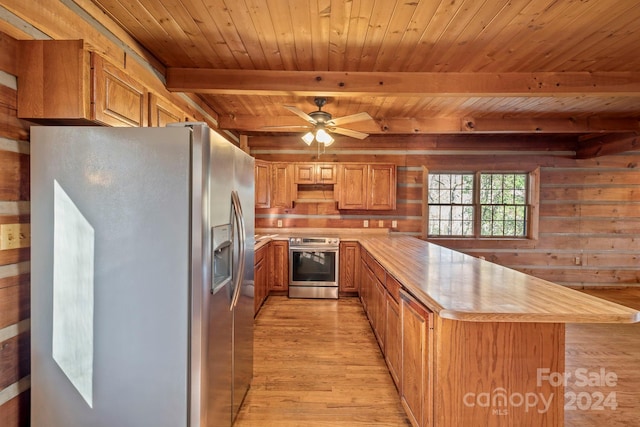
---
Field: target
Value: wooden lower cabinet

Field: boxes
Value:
[339,241,360,294]
[385,292,401,388]
[359,248,566,427]
[400,289,433,427]
[254,245,268,315]
[268,240,289,291]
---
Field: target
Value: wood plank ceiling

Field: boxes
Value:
[90,0,640,147]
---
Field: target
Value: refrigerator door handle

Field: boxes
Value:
[230,190,246,310]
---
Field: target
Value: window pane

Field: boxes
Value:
[427,173,474,237]
[480,173,528,237]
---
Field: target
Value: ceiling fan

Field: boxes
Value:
[270,97,373,146]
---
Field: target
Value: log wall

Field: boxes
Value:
[0,32,30,427]
[251,135,640,288]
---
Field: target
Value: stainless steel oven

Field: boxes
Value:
[289,237,339,299]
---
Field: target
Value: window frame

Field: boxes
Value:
[422,167,540,241]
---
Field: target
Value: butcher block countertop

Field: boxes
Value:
[359,235,640,323]
[254,229,639,324]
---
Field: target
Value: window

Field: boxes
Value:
[426,170,539,239]
[428,173,474,237]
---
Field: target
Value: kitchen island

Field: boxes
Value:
[255,231,639,426]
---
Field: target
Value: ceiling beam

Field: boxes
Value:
[219,115,640,135]
[575,132,640,159]
[166,69,640,97]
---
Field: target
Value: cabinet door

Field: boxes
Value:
[317,164,337,184]
[92,54,148,127]
[255,160,271,208]
[386,294,401,388]
[254,246,267,315]
[149,93,183,127]
[271,163,293,208]
[269,241,289,291]
[339,242,360,293]
[372,277,387,350]
[359,254,370,311]
[294,163,315,184]
[368,164,396,210]
[338,164,368,209]
[400,289,433,427]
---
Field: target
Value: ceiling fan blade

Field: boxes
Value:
[330,127,369,140]
[261,125,312,130]
[284,105,317,124]
[328,112,373,126]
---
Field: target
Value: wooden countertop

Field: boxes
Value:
[360,235,640,324]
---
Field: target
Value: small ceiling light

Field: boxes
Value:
[301,131,314,145]
[315,128,334,145]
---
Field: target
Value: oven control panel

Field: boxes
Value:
[289,236,339,248]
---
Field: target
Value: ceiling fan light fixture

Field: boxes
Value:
[315,128,334,145]
[301,131,315,145]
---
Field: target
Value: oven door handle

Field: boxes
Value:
[289,247,339,252]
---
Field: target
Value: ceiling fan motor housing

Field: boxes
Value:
[309,110,332,124]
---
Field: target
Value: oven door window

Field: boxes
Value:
[291,250,337,283]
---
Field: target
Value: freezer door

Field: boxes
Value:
[30,127,192,427]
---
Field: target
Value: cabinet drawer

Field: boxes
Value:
[372,259,386,286]
[385,273,401,303]
[255,245,266,265]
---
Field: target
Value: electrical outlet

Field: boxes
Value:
[378,220,384,227]
[392,220,398,228]
[277,220,283,228]
[363,220,369,228]
[0,223,30,250]
[574,256,581,266]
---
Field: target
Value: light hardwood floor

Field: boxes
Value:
[565,288,640,427]
[237,290,639,426]
[235,297,411,427]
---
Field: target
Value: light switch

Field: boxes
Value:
[363,220,369,228]
[0,223,30,250]
[392,220,398,228]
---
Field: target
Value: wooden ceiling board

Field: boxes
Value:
[89,0,640,150]
[242,0,285,70]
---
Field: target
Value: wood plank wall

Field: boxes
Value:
[0,32,31,427]
[250,135,640,289]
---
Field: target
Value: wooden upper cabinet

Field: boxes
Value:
[338,163,369,209]
[294,163,315,184]
[270,163,294,208]
[18,40,91,121]
[17,40,147,126]
[369,164,396,210]
[92,54,147,127]
[294,163,337,184]
[149,93,183,127]
[316,164,337,183]
[338,163,396,210]
[255,160,271,208]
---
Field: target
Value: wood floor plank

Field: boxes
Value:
[565,288,640,427]
[235,296,411,427]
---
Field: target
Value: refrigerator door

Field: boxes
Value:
[203,127,236,427]
[231,143,255,421]
[30,127,192,427]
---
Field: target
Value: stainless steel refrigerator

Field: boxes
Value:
[30,123,254,427]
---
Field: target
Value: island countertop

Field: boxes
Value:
[359,235,640,323]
